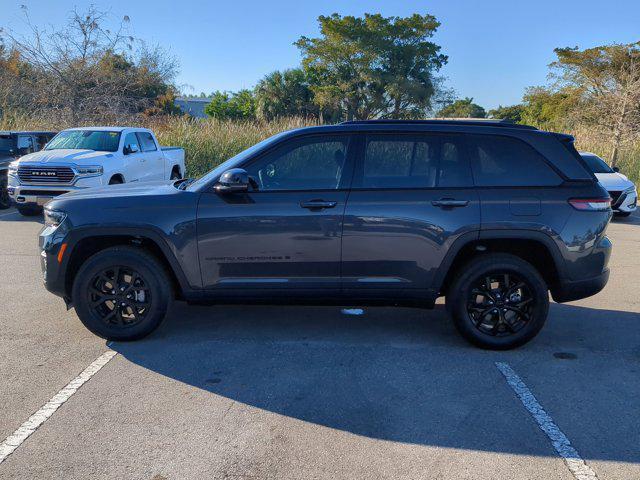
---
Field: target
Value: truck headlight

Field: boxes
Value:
[44,208,67,229]
[8,162,18,176]
[76,166,103,176]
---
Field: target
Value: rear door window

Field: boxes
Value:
[466,135,562,187]
[356,134,473,188]
[136,131,158,152]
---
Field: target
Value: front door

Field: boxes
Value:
[342,133,481,299]
[197,134,354,295]
[136,131,165,180]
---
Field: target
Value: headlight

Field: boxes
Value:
[44,208,67,228]
[8,162,18,175]
[76,165,103,176]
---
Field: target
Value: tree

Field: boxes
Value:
[0,6,178,124]
[204,90,255,120]
[518,87,577,131]
[550,42,640,167]
[254,69,318,120]
[295,13,448,120]
[488,104,525,123]
[437,97,486,118]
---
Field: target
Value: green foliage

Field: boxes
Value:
[295,13,448,120]
[487,104,525,123]
[518,87,577,131]
[254,69,319,120]
[204,90,256,120]
[437,97,486,118]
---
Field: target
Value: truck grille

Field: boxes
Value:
[17,166,75,184]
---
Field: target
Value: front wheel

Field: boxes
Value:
[446,254,549,350]
[72,246,172,341]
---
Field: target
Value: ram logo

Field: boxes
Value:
[31,171,57,176]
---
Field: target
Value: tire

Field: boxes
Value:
[16,204,43,216]
[170,168,181,180]
[108,176,124,185]
[0,173,10,210]
[446,253,549,350]
[72,246,173,341]
[614,211,632,217]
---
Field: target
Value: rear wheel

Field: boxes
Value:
[16,204,43,216]
[170,168,181,180]
[108,176,124,185]
[72,246,172,341]
[446,254,549,350]
[0,172,10,210]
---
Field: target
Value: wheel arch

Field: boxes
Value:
[63,227,194,300]
[434,230,566,297]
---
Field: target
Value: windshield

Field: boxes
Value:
[581,153,613,174]
[188,131,290,190]
[0,136,14,153]
[45,130,121,152]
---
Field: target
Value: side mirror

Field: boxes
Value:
[124,143,140,155]
[613,166,620,173]
[215,168,250,193]
[8,148,15,156]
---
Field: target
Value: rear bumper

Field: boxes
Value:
[552,268,610,303]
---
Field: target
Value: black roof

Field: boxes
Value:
[340,119,537,130]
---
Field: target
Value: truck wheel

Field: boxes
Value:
[108,176,123,185]
[170,168,181,180]
[0,173,10,210]
[446,253,549,350]
[72,246,173,341]
[16,205,43,216]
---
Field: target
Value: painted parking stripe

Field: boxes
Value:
[0,350,117,465]
[495,362,598,480]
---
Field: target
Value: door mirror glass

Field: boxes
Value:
[124,143,140,155]
[215,168,250,193]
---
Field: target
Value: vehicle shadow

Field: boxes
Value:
[611,212,640,226]
[0,208,43,223]
[110,301,640,463]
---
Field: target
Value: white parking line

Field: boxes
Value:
[495,362,599,480]
[0,350,117,465]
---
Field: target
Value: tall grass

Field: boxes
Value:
[2,112,638,183]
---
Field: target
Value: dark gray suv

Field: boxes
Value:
[39,120,612,349]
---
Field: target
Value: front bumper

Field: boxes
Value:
[8,183,86,207]
[610,188,637,213]
[39,221,70,299]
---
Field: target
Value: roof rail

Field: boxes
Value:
[340,119,538,130]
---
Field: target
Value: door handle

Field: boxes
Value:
[300,200,338,210]
[431,198,469,208]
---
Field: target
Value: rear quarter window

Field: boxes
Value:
[466,134,562,187]
[136,132,157,152]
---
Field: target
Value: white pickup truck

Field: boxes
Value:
[8,126,185,215]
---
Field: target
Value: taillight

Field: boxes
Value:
[568,198,611,211]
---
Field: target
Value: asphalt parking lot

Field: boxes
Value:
[0,206,638,480]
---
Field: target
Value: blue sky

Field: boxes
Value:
[3,0,640,109]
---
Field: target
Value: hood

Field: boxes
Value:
[56,180,177,203]
[16,149,114,165]
[594,172,635,191]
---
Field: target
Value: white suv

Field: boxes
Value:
[580,152,637,217]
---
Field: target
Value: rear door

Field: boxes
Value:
[136,131,165,180]
[196,134,354,294]
[342,132,480,299]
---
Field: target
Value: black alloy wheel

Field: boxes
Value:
[447,253,549,350]
[88,266,151,328]
[467,273,534,337]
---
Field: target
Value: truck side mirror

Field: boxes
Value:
[124,144,140,155]
[214,168,250,193]
[613,166,620,173]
